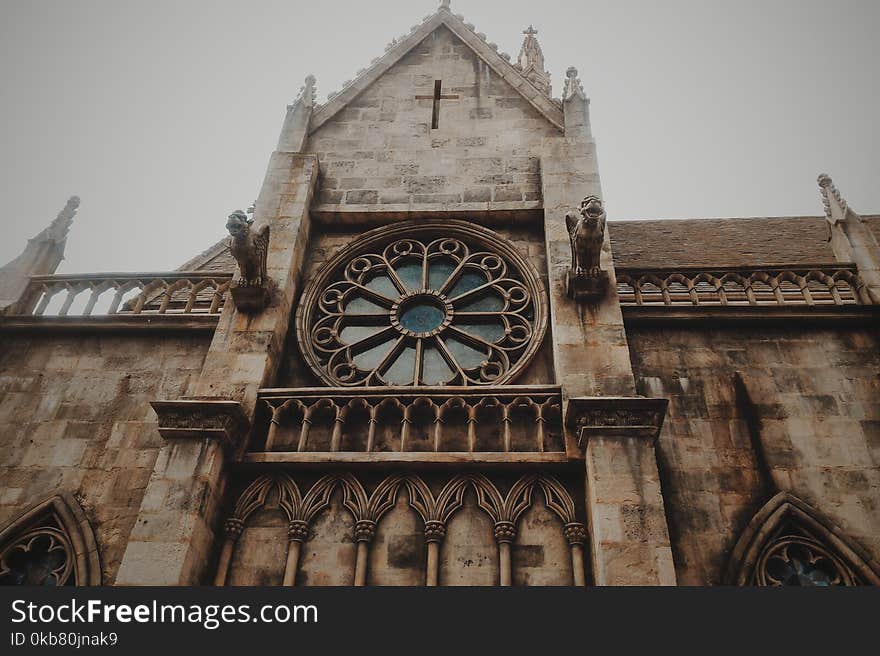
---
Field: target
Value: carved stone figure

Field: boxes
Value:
[566,195,606,277]
[565,196,608,301]
[226,210,269,287]
[226,210,270,311]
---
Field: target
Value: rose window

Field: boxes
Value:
[296,220,547,386]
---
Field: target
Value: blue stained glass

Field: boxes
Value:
[444,336,487,370]
[421,345,454,385]
[345,295,386,313]
[457,294,504,312]
[400,302,445,333]
[448,272,487,298]
[456,322,505,343]
[395,261,423,292]
[384,346,416,385]
[352,339,395,371]
[365,275,398,299]
[339,325,386,345]
[428,258,456,291]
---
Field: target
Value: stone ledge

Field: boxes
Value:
[565,397,669,448]
[150,399,249,454]
[0,314,220,334]
[241,451,574,469]
[312,202,543,226]
[621,304,880,324]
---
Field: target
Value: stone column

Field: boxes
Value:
[424,521,446,586]
[116,152,319,585]
[543,69,675,586]
[567,398,676,586]
[494,521,516,586]
[353,520,376,586]
[282,520,309,586]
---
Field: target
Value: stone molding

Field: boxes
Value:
[150,399,250,454]
[565,397,668,448]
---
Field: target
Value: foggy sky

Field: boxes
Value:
[1,0,878,273]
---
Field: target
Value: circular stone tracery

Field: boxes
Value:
[295,220,548,387]
[391,291,453,338]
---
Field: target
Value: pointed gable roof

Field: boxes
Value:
[309,4,564,133]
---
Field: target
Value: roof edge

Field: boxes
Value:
[309,8,564,134]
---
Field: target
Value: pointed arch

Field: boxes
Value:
[0,493,101,586]
[725,492,880,586]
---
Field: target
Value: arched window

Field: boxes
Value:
[0,493,101,586]
[725,492,880,586]
[295,220,548,387]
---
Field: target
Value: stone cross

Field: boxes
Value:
[415,80,460,129]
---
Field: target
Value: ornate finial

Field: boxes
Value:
[292,74,317,110]
[46,196,81,242]
[439,0,451,11]
[518,24,551,97]
[817,173,849,224]
[563,66,586,101]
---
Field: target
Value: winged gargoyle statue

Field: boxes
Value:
[226,210,270,311]
[564,196,609,301]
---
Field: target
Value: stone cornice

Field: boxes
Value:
[0,314,220,334]
[150,399,249,455]
[565,397,668,448]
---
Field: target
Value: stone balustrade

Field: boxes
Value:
[616,264,871,307]
[256,385,563,454]
[10,272,232,317]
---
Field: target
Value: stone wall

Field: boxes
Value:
[307,26,559,211]
[628,323,880,585]
[0,332,211,583]
[276,220,554,388]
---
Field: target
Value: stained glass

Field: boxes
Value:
[298,223,546,386]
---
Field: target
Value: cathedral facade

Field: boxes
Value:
[1,3,879,587]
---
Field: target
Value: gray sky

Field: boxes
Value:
[1,0,878,273]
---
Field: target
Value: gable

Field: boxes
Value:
[307,25,559,212]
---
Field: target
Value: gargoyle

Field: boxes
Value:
[565,195,606,277]
[226,210,269,288]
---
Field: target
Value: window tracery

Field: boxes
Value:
[296,220,548,387]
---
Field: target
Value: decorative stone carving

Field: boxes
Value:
[423,520,447,543]
[354,520,377,543]
[726,491,880,586]
[226,210,270,312]
[517,25,551,97]
[220,472,588,587]
[288,520,310,543]
[565,397,669,448]
[150,399,249,455]
[0,493,101,586]
[493,521,517,544]
[295,220,548,387]
[565,196,609,301]
[224,518,244,539]
[563,523,588,546]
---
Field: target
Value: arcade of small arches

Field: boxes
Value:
[215,472,588,587]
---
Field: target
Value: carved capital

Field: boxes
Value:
[288,520,310,543]
[354,520,376,543]
[424,520,447,543]
[494,521,517,544]
[563,522,587,546]
[224,518,244,539]
[150,399,249,455]
[565,397,668,448]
